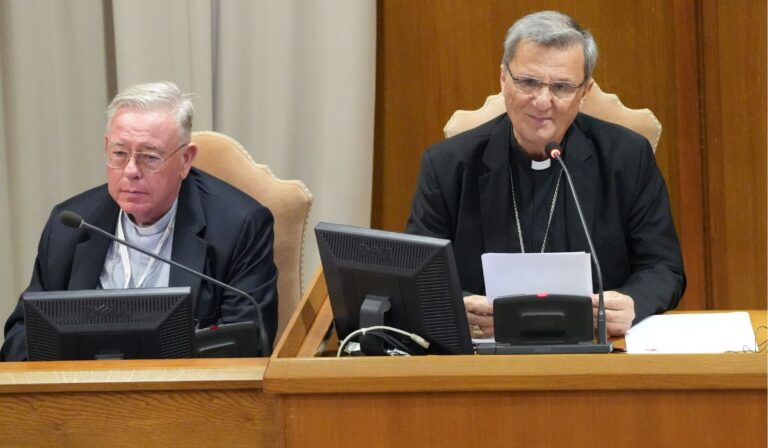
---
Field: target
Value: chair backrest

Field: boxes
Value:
[443,81,661,152]
[190,131,313,341]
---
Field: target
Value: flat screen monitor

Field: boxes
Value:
[23,286,194,361]
[315,222,473,355]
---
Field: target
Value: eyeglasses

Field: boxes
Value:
[104,142,187,173]
[505,65,586,99]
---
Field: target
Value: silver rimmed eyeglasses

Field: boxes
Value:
[104,142,188,173]
[505,65,586,99]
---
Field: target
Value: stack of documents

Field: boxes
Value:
[625,312,757,354]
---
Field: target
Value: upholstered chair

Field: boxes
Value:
[191,131,313,341]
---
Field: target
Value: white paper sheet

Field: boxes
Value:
[481,252,592,301]
[475,252,593,344]
[625,312,757,354]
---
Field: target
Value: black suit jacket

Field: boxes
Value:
[2,168,278,361]
[405,113,685,323]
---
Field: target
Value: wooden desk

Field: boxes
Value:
[0,358,275,447]
[267,273,767,447]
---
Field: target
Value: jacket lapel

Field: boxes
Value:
[562,119,598,253]
[169,172,207,315]
[479,117,519,253]
[68,200,119,290]
[66,174,209,306]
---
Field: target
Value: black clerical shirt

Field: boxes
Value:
[509,137,569,255]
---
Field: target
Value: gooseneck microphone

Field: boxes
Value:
[544,142,608,347]
[58,210,272,356]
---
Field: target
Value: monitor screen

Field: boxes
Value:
[315,222,473,355]
[23,286,194,361]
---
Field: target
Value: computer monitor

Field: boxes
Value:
[23,286,194,361]
[315,222,473,355]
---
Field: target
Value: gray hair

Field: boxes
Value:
[106,81,194,144]
[502,11,598,81]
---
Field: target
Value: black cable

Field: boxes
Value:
[342,330,416,356]
[368,330,415,354]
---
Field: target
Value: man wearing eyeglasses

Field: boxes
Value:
[406,11,685,340]
[1,81,278,361]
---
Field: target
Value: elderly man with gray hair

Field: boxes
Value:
[2,81,278,361]
[406,11,685,340]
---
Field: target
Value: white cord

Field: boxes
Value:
[336,325,431,357]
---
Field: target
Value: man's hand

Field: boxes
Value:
[591,291,635,336]
[464,295,494,338]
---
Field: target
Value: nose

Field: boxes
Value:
[122,154,143,178]
[531,86,553,109]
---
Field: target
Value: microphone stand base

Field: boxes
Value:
[477,342,614,355]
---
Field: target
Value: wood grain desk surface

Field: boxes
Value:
[267,310,766,448]
[265,310,767,394]
[0,358,275,447]
[0,357,268,394]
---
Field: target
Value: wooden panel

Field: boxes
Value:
[671,0,707,308]
[373,0,708,309]
[701,0,767,310]
[272,268,329,359]
[372,0,501,233]
[0,388,274,448]
[266,310,766,393]
[268,308,767,448]
[266,351,766,394]
[0,358,276,447]
[279,390,765,448]
[0,357,266,393]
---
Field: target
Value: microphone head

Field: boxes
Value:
[59,211,84,229]
[545,141,562,159]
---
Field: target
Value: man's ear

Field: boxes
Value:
[580,79,595,108]
[499,64,506,90]
[180,143,198,179]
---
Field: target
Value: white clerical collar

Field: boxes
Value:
[531,159,551,170]
[122,200,179,236]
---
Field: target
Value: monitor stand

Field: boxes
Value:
[358,294,391,356]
